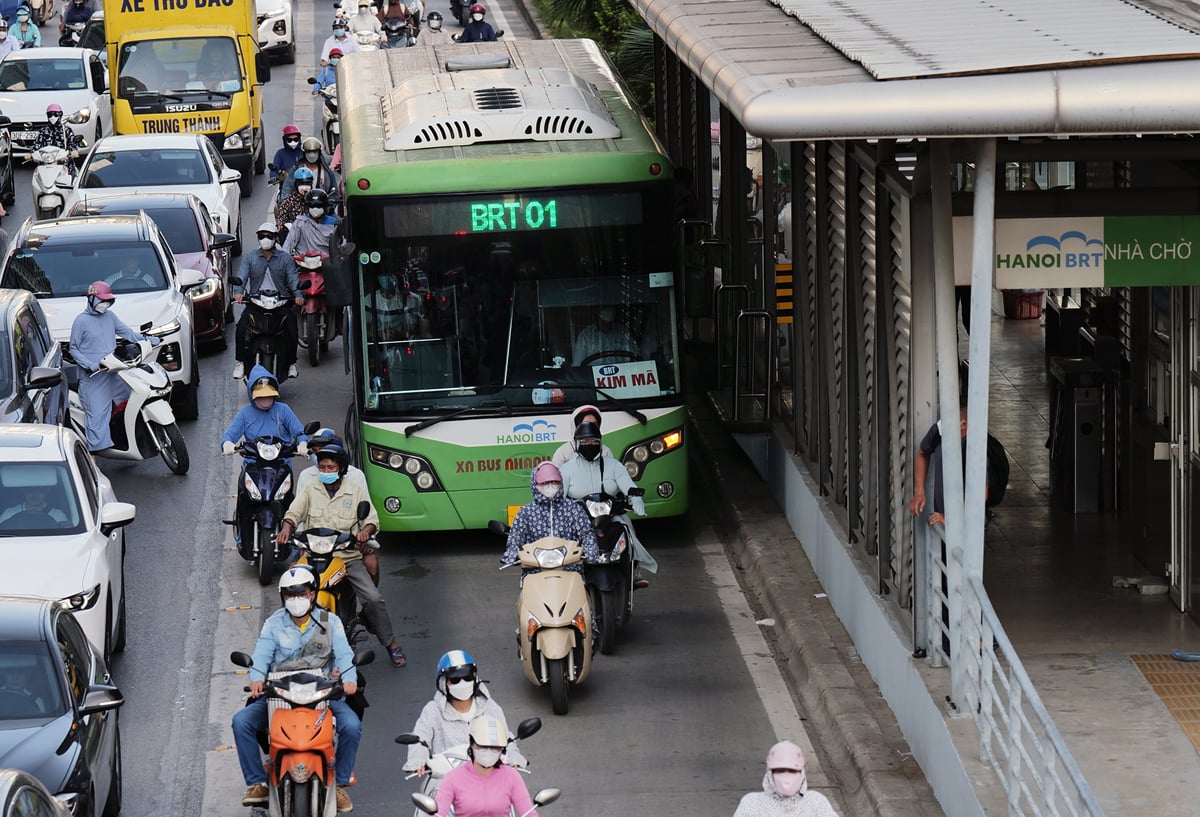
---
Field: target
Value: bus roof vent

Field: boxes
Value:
[383,67,621,150]
[445,54,513,72]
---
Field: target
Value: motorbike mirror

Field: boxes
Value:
[356,500,371,520]
[267,163,279,172]
[627,487,645,498]
[230,651,254,668]
[228,275,244,287]
[532,789,560,807]
[515,716,541,740]
[352,648,376,666]
[487,519,509,536]
[495,28,504,37]
[394,733,422,745]
[304,420,321,434]
[299,279,313,290]
[411,793,438,815]
[307,76,319,85]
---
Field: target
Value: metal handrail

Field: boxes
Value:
[733,309,773,421]
[714,283,749,389]
[926,526,1105,817]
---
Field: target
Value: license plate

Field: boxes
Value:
[506,505,523,526]
[13,131,36,141]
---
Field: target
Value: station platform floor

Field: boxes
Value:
[980,307,1200,815]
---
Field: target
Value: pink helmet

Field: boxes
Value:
[46,103,62,115]
[86,281,114,300]
[533,462,561,485]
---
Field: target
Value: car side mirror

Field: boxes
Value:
[23,366,62,392]
[78,684,124,716]
[177,268,205,289]
[255,52,271,83]
[219,168,242,184]
[0,115,11,129]
[211,232,236,250]
[99,501,136,537]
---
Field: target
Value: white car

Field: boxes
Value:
[0,211,204,420]
[0,424,135,661]
[257,0,296,64]
[0,48,111,157]
[61,133,243,254]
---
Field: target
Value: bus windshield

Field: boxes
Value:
[355,185,678,415]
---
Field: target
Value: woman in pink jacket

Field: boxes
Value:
[433,716,537,817]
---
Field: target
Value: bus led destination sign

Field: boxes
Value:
[382,191,643,237]
[471,199,557,232]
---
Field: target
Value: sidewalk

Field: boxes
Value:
[689,395,946,817]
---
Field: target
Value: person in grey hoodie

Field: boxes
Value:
[733,741,839,817]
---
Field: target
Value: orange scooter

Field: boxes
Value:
[231,649,374,817]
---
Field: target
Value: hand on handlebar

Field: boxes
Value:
[630,495,646,516]
[234,293,244,304]
[248,680,264,698]
[222,441,236,455]
[294,295,305,307]
[342,681,358,696]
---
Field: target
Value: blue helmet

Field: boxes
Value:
[293,166,315,184]
[436,649,477,691]
[308,426,340,450]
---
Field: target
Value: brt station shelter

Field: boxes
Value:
[634,0,1200,815]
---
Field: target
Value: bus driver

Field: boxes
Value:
[572,307,637,366]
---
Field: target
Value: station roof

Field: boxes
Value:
[630,0,1200,140]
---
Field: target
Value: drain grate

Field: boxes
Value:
[1133,654,1200,754]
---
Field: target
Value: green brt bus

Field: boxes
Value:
[337,39,687,532]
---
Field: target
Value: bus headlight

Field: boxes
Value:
[621,428,683,480]
[367,444,443,492]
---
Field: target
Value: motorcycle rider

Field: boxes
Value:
[219,367,308,455]
[33,104,87,175]
[13,8,41,48]
[231,223,302,380]
[69,281,158,454]
[270,124,304,184]
[459,3,496,42]
[280,138,338,199]
[275,167,315,235]
[320,17,359,64]
[434,716,539,817]
[275,443,408,668]
[732,740,840,817]
[559,421,656,588]
[403,650,526,777]
[0,20,17,58]
[232,566,361,813]
[348,0,382,34]
[550,404,612,467]
[502,462,599,572]
[297,428,365,490]
[282,188,339,258]
[59,0,94,34]
[420,10,451,45]
[313,48,341,94]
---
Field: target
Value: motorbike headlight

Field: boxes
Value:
[307,534,336,554]
[145,319,181,338]
[585,499,612,517]
[534,547,566,569]
[186,277,219,300]
[277,680,323,706]
[273,473,292,500]
[243,472,263,501]
[60,584,101,612]
[224,127,252,151]
[256,441,281,461]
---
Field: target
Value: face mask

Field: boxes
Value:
[297,184,313,196]
[305,151,320,163]
[771,770,806,798]
[537,483,560,499]
[446,677,474,700]
[471,12,483,21]
[93,301,111,314]
[473,748,502,768]
[284,138,300,148]
[429,19,441,29]
[578,444,600,462]
[258,237,275,250]
[318,471,340,485]
[284,596,313,617]
[330,57,341,65]
[334,28,347,37]
[309,206,326,218]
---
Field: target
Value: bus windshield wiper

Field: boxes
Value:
[404,401,510,437]
[594,388,648,425]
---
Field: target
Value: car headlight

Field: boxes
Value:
[243,472,263,501]
[186,277,219,299]
[145,319,181,338]
[224,127,252,151]
[72,107,91,123]
[61,584,101,612]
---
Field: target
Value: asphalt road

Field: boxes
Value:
[5,4,833,816]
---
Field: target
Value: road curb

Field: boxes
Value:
[688,397,945,817]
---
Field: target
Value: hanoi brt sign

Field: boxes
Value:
[952,216,1200,287]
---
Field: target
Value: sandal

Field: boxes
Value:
[387,643,407,667]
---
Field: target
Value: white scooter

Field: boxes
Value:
[307,78,339,154]
[354,29,381,50]
[29,145,80,220]
[67,338,190,475]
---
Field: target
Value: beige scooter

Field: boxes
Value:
[491,526,593,715]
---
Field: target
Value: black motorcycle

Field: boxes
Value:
[381,16,408,48]
[230,276,309,384]
[225,427,315,585]
[578,488,644,655]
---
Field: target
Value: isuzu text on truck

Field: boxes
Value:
[103,0,270,197]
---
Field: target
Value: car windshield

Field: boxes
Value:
[0,58,87,92]
[1,240,168,297]
[0,642,66,720]
[117,36,242,95]
[0,463,84,537]
[79,148,212,189]
[96,206,203,254]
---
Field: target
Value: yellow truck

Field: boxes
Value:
[101,0,271,198]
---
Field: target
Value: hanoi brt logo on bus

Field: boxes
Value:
[496,419,558,445]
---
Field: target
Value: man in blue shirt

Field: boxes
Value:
[232,223,302,379]
[232,566,361,812]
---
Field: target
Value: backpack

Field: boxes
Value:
[985,434,1010,507]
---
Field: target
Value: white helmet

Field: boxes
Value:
[279,565,317,596]
[256,221,279,236]
[468,715,508,748]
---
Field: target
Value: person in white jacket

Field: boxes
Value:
[732,741,840,817]
[550,404,613,467]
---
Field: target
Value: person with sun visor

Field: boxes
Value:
[219,365,308,458]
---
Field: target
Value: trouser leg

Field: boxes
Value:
[232,697,269,785]
[284,308,299,370]
[329,700,361,786]
[235,309,251,367]
[343,558,395,646]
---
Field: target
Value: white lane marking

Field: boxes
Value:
[698,535,829,788]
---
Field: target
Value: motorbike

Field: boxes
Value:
[578,487,644,655]
[354,29,381,50]
[397,717,541,815]
[225,425,315,585]
[306,79,339,155]
[65,338,189,475]
[490,522,593,716]
[230,648,375,817]
[30,144,79,220]
[380,16,410,48]
[290,505,374,652]
[230,275,309,384]
[27,0,54,26]
[294,252,336,367]
[413,787,559,817]
[59,22,85,46]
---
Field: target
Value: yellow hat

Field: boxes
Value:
[251,380,279,399]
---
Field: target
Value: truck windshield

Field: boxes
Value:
[117,37,241,95]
